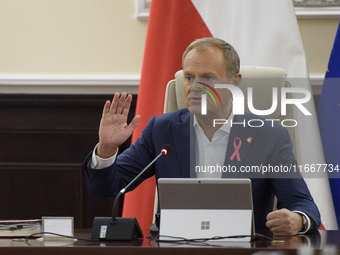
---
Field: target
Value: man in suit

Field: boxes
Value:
[85,37,320,235]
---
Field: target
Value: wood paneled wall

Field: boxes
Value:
[0,94,136,228]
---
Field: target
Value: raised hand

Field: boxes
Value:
[97,92,140,158]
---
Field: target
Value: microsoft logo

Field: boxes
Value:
[201,221,210,230]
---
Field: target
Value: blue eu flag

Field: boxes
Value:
[318,20,340,228]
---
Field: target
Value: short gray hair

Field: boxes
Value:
[182,37,240,76]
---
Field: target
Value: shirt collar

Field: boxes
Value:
[193,109,233,134]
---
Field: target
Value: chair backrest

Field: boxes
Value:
[163,70,186,113]
[163,66,300,162]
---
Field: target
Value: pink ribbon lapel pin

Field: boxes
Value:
[230,137,242,162]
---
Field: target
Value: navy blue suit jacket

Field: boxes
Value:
[85,108,320,232]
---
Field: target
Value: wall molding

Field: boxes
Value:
[295,7,340,18]
[0,74,141,95]
[0,74,324,95]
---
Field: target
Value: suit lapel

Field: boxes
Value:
[223,114,257,178]
[172,111,191,178]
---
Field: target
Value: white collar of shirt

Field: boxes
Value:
[193,110,233,136]
[193,110,234,178]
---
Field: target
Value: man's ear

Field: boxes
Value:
[231,73,242,87]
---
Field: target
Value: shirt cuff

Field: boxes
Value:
[293,210,311,235]
[90,143,117,169]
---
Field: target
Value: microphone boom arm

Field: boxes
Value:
[110,150,166,224]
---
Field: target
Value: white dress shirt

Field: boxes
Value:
[91,143,116,169]
[193,113,233,178]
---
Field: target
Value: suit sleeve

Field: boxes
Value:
[84,117,158,198]
[269,127,321,233]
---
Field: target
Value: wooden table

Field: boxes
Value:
[0,229,338,255]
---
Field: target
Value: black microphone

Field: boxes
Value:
[91,144,172,241]
[110,144,171,223]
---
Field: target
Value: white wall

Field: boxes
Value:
[0,0,147,75]
[0,0,338,93]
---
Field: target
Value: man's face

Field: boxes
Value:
[183,46,232,115]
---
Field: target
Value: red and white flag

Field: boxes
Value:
[122,0,337,233]
[122,0,211,235]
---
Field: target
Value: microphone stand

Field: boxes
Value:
[91,146,171,241]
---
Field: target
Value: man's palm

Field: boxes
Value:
[97,93,140,158]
